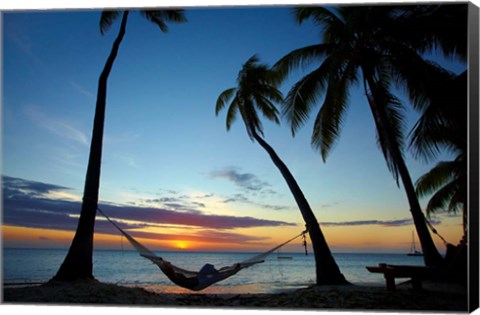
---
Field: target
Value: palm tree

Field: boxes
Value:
[412,71,467,238]
[53,9,186,281]
[216,55,348,285]
[416,158,467,235]
[273,5,468,267]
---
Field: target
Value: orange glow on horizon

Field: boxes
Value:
[2,213,463,254]
[3,225,75,248]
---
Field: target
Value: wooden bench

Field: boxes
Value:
[366,263,440,291]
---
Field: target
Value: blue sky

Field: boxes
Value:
[1,3,467,252]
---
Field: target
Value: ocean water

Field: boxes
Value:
[2,248,425,293]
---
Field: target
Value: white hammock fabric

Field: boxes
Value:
[97,208,306,291]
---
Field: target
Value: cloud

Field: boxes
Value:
[103,131,141,146]
[2,175,72,199]
[2,176,297,235]
[223,193,290,211]
[142,196,206,213]
[320,218,442,227]
[210,167,287,210]
[320,201,340,209]
[192,201,206,208]
[69,80,94,99]
[210,167,271,192]
[144,197,179,204]
[24,105,88,146]
[7,29,43,66]
[261,204,290,211]
[223,193,250,204]
[163,203,199,212]
[97,203,295,230]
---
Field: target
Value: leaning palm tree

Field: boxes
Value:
[53,9,186,281]
[216,55,348,285]
[273,5,468,267]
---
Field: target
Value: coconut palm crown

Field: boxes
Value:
[273,5,467,267]
[216,55,282,138]
[100,9,186,35]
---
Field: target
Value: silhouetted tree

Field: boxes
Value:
[216,55,348,285]
[274,5,466,267]
[53,9,186,281]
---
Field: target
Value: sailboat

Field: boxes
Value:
[276,248,293,260]
[407,231,423,256]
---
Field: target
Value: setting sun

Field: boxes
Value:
[176,241,189,250]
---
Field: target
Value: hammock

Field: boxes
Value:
[97,208,307,291]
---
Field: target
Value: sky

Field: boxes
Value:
[1,1,468,254]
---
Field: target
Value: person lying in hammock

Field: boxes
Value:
[155,258,243,291]
[158,260,198,290]
[198,263,242,285]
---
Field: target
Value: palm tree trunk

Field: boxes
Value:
[52,11,129,281]
[363,70,444,267]
[250,128,348,285]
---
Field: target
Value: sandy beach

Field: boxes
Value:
[2,279,468,312]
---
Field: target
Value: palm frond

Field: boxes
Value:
[246,54,260,64]
[367,82,405,183]
[311,62,355,161]
[253,94,280,125]
[294,6,344,34]
[425,181,457,215]
[374,58,394,86]
[415,161,457,197]
[283,74,321,135]
[430,5,468,62]
[273,44,331,81]
[382,94,405,154]
[237,55,264,87]
[100,10,121,35]
[216,88,237,116]
[265,67,285,86]
[409,110,465,161]
[140,9,187,33]
[282,55,342,135]
[255,83,284,103]
[404,4,467,62]
[408,70,467,161]
[225,97,239,131]
[417,158,466,219]
[447,188,464,214]
[390,48,457,112]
